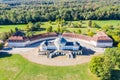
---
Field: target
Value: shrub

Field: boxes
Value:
[89,56,113,80]
[0,43,3,50]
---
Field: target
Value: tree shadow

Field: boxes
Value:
[0,52,12,58]
[82,47,95,55]
[111,69,120,80]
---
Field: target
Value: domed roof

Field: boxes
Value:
[54,36,67,44]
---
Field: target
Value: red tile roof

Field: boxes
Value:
[62,33,92,41]
[63,31,113,42]
[8,36,28,42]
[92,31,113,42]
[29,32,58,41]
[8,32,58,42]
[8,31,112,43]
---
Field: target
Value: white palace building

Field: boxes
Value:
[39,36,82,58]
[7,31,113,58]
[7,31,113,48]
[40,36,81,51]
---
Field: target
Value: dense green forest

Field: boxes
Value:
[0,0,120,24]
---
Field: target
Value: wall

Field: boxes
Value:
[91,41,113,47]
[8,41,30,47]
[63,37,113,48]
[8,37,57,47]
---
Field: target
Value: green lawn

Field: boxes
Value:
[0,53,99,80]
[0,24,26,33]
[38,20,120,34]
[0,20,120,34]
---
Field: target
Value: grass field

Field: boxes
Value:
[0,20,120,34]
[0,53,100,80]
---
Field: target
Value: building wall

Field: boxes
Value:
[40,46,47,51]
[47,45,56,50]
[8,37,57,47]
[91,41,113,47]
[8,41,30,47]
[61,46,79,50]
[63,37,113,48]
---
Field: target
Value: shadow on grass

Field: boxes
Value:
[0,52,12,58]
[111,69,120,80]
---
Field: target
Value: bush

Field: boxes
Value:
[104,48,120,68]
[89,56,113,80]
[117,43,120,48]
[0,43,3,50]
[76,29,82,34]
[87,30,94,37]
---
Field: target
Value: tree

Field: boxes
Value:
[0,43,3,50]
[92,22,100,28]
[104,48,120,68]
[117,43,120,48]
[33,22,41,31]
[46,26,53,32]
[87,30,94,37]
[26,31,33,37]
[102,25,114,31]
[77,29,82,34]
[89,56,113,80]
[25,22,34,31]
[88,20,92,28]
[112,35,120,43]
[1,32,9,41]
[56,26,61,33]
[78,23,82,28]
[15,27,19,32]
[10,29,14,35]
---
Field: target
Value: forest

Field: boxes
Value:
[0,0,120,24]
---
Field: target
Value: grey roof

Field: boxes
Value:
[44,40,49,46]
[73,42,80,46]
[41,40,54,46]
[65,41,80,46]
[65,42,74,46]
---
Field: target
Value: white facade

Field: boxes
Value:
[91,41,113,47]
[40,37,81,51]
[63,37,113,48]
[8,41,30,47]
[8,37,57,47]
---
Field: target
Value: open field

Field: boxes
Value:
[0,24,25,32]
[0,20,120,34]
[0,53,100,80]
